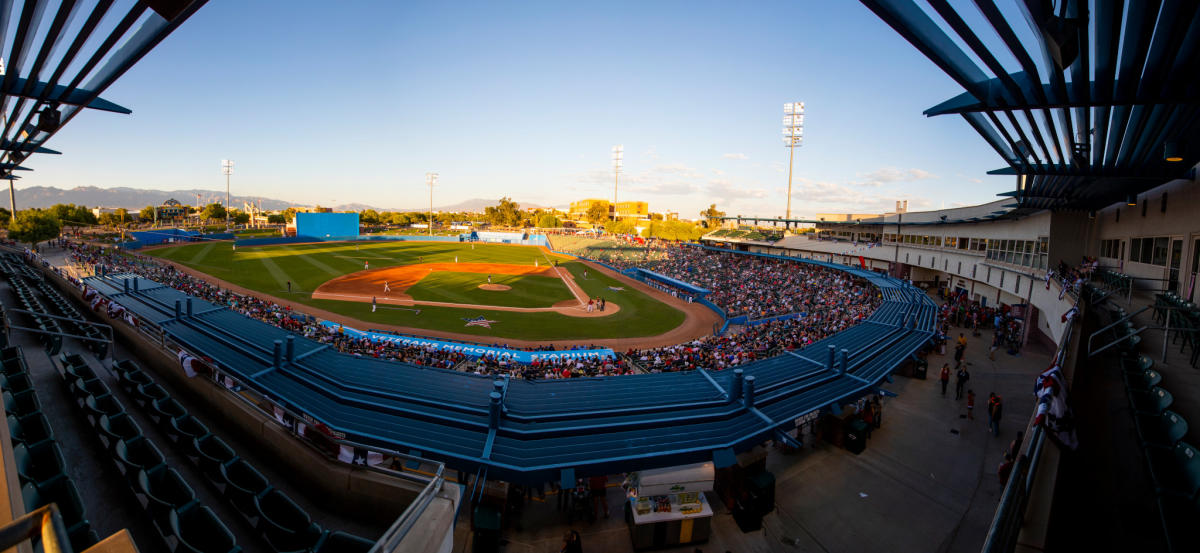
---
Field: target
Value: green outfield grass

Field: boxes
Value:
[405,271,573,308]
[145,240,685,340]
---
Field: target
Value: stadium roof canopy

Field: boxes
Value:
[861,0,1200,212]
[0,0,206,191]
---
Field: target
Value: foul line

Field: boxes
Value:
[540,249,586,307]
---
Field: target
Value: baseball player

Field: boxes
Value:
[383,280,390,293]
[372,296,377,312]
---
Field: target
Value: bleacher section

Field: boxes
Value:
[80,252,936,484]
[58,350,376,553]
[3,345,100,551]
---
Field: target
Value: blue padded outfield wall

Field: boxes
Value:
[296,212,360,239]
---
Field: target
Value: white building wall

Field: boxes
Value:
[1089,174,1200,302]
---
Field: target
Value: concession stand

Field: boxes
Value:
[623,462,715,549]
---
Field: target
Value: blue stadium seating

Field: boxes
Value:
[82,252,936,483]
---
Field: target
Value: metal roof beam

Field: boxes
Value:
[859,0,990,99]
[987,165,1189,180]
[0,140,58,154]
[925,81,1200,116]
[0,75,130,114]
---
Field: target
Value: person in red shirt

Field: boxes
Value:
[939,364,951,396]
[589,475,609,519]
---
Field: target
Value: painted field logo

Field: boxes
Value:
[462,316,498,328]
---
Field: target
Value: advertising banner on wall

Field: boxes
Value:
[318,321,615,363]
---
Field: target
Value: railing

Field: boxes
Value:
[0,504,72,553]
[35,258,455,552]
[980,306,1077,553]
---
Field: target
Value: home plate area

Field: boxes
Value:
[309,261,619,317]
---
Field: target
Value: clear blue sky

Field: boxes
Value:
[26,0,1018,219]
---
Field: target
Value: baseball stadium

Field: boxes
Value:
[0,2,1198,553]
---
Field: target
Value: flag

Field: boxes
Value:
[858,256,867,269]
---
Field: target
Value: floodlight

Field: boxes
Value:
[426,172,439,237]
[782,101,805,220]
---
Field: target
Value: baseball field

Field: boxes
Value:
[144,240,690,341]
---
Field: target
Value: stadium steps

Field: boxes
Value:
[1,276,162,550]
[18,267,386,550]
[96,353,379,552]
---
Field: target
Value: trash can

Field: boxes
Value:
[844,419,868,455]
[746,471,776,516]
[914,359,928,380]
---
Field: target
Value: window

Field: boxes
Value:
[1131,236,1170,266]
[944,236,957,248]
[1100,239,1123,259]
[1152,237,1169,266]
[958,237,969,250]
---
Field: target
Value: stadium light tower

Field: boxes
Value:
[612,145,623,221]
[782,102,804,221]
[221,159,234,230]
[425,172,438,237]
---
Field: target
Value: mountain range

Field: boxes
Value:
[7,186,558,213]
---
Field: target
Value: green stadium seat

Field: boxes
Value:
[118,366,153,395]
[1131,386,1173,416]
[1137,411,1189,450]
[62,360,97,388]
[151,397,188,429]
[169,415,210,445]
[114,437,166,484]
[98,413,144,454]
[83,394,124,426]
[0,372,34,394]
[169,504,242,553]
[3,390,42,417]
[7,412,55,447]
[136,466,198,530]
[192,435,238,483]
[72,377,112,403]
[0,355,27,377]
[1125,369,1163,391]
[21,480,89,535]
[1,346,21,363]
[252,489,322,553]
[310,530,375,552]
[12,441,67,487]
[1149,442,1200,503]
[220,459,271,520]
[133,382,170,408]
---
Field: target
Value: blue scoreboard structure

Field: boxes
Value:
[296,212,360,239]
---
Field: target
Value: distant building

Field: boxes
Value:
[155,198,187,220]
[295,206,333,214]
[568,198,649,219]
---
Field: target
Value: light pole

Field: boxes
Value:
[611,145,623,221]
[425,172,438,237]
[782,102,804,221]
[222,159,234,230]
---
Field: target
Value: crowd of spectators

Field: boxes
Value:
[65,239,883,379]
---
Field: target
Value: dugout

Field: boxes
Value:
[296,212,360,239]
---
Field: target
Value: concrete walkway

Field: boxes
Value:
[451,295,1052,553]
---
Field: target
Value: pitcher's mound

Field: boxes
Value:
[478,284,511,291]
